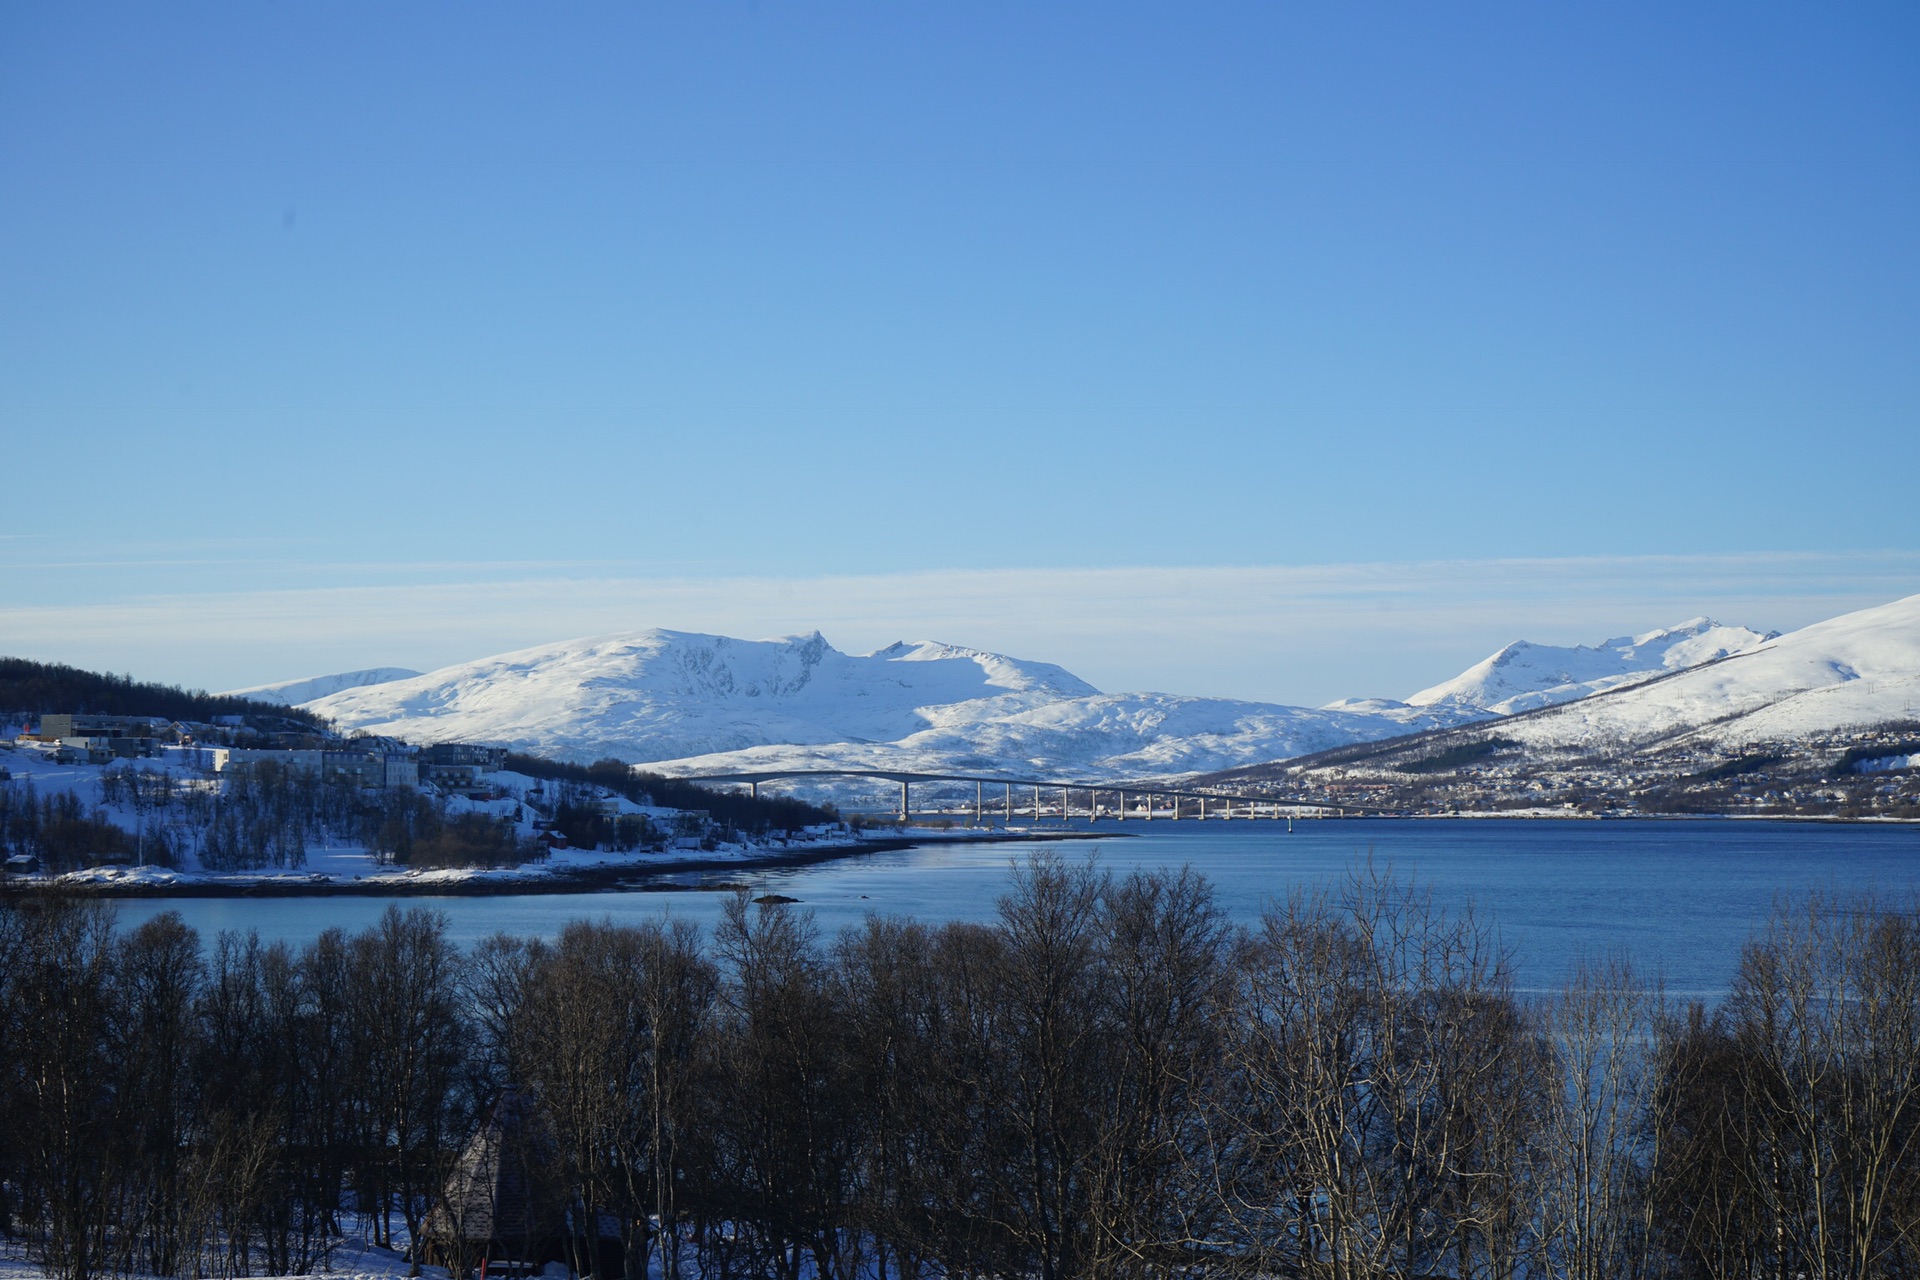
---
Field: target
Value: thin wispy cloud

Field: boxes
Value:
[3,551,1915,706]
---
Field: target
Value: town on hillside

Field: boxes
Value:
[0,708,843,882]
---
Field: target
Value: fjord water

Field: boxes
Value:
[114,820,1919,1000]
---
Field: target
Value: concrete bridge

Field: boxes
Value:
[674,768,1341,822]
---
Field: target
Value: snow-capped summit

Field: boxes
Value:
[225,667,423,706]
[1405,618,1777,716]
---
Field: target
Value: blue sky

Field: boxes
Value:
[3,3,1917,701]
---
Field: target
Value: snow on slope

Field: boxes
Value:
[1404,619,1777,716]
[1496,593,1920,750]
[227,667,423,706]
[304,631,1102,764]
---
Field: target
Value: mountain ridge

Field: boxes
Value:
[268,607,1864,783]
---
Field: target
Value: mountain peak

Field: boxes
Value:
[300,628,1101,763]
[1405,619,1776,716]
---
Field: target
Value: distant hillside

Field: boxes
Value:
[1195,594,1920,819]
[1476,592,1920,752]
[0,657,329,730]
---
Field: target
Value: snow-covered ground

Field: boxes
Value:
[0,1232,435,1280]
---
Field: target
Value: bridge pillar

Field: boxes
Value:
[1005,783,1012,823]
[975,780,983,826]
[1061,787,1069,823]
[749,780,759,801]
[900,780,909,821]
[1145,793,1153,821]
[1198,796,1206,820]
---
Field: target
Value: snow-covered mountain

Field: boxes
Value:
[1488,594,1920,751]
[282,604,1867,784]
[299,629,1469,780]
[227,667,423,706]
[305,631,1103,764]
[1403,619,1777,716]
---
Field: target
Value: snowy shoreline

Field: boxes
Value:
[0,828,1110,900]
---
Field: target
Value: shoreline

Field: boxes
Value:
[7,811,1912,901]
[2,829,1113,900]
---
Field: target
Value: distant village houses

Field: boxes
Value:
[13,713,507,796]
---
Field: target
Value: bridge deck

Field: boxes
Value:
[670,767,1337,813]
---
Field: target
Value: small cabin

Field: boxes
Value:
[418,1092,621,1279]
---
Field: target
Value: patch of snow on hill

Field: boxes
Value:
[227,667,423,706]
[1405,618,1777,716]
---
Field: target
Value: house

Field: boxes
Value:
[58,735,148,763]
[208,747,325,774]
[37,714,165,741]
[420,742,507,788]
[418,1091,620,1279]
[318,748,420,790]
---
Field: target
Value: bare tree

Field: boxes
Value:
[108,911,205,1277]
[1706,891,1920,1279]
[1211,868,1532,1280]
[348,906,468,1265]
[0,896,123,1280]
[1085,866,1232,1278]
[710,892,864,1280]
[1532,955,1669,1280]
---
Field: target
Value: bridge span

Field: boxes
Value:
[673,768,1340,822]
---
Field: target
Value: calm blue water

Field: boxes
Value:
[112,819,1920,999]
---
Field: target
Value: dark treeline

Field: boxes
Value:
[503,753,836,836]
[2,860,1917,1280]
[0,657,327,731]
